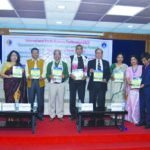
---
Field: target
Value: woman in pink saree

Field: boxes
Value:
[126,55,142,124]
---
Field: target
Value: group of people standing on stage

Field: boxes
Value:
[0,45,150,129]
[110,52,150,129]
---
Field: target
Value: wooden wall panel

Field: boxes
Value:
[0,28,9,35]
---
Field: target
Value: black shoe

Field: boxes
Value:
[136,122,145,126]
[144,124,150,129]
[90,117,96,121]
[58,117,64,121]
[28,119,32,126]
[69,116,76,121]
[49,117,55,122]
[37,116,44,121]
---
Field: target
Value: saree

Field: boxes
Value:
[1,62,27,103]
[125,65,142,124]
[110,63,128,104]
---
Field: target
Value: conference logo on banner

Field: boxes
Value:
[6,39,13,46]
[102,42,107,48]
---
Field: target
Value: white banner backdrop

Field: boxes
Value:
[2,35,112,65]
[2,35,113,114]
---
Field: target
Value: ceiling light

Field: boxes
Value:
[107,5,144,16]
[57,5,65,9]
[128,25,133,28]
[9,30,104,36]
[0,0,14,10]
[56,21,63,24]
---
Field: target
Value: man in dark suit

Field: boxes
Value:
[87,48,110,111]
[136,53,150,129]
[69,45,88,120]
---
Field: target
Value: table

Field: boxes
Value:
[76,109,128,133]
[0,111,37,134]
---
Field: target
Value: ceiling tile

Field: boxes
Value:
[17,11,46,18]
[132,29,150,34]
[82,0,117,4]
[45,0,80,13]
[116,23,143,29]
[47,20,72,26]
[10,0,44,11]
[0,17,22,24]
[127,17,150,24]
[44,0,56,12]
[0,0,149,34]
[0,23,25,28]
[47,25,92,31]
[95,22,121,28]
[21,18,46,24]
[136,7,150,17]
[91,27,115,32]
[54,0,81,2]
[139,23,150,30]
[67,0,81,1]
[78,3,112,14]
[0,10,17,17]
[46,12,75,20]
[117,0,150,7]
[113,28,133,33]
[47,25,72,31]
[70,26,92,31]
[101,15,129,22]
[24,24,47,29]
[74,13,102,21]
[71,20,96,26]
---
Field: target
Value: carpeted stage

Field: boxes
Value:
[0,116,150,150]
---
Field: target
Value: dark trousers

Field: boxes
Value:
[89,84,106,111]
[69,80,86,116]
[28,79,44,118]
[140,91,150,125]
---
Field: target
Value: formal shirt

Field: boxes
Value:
[77,56,84,69]
[96,59,103,71]
[25,58,46,78]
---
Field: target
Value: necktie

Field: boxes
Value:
[98,60,101,71]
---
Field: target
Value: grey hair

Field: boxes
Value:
[53,49,61,56]
[95,48,103,54]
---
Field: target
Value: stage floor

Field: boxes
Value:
[0,116,150,150]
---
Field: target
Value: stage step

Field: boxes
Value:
[0,117,150,150]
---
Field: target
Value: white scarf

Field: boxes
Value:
[72,54,88,76]
[51,60,63,71]
[51,60,63,83]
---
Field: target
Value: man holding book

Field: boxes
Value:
[69,45,88,120]
[46,49,69,121]
[26,48,46,121]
